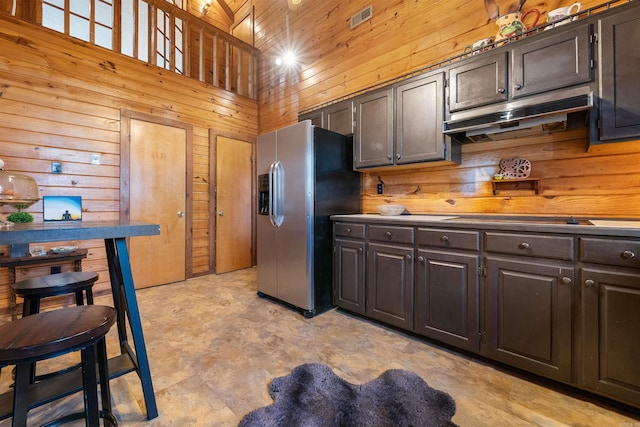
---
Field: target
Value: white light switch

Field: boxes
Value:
[91,153,101,165]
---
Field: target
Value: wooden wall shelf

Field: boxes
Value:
[491,178,539,195]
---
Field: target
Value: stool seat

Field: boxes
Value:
[0,305,114,365]
[12,271,98,300]
[12,271,98,318]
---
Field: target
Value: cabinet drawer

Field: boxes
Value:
[485,232,574,260]
[580,238,640,268]
[334,223,365,239]
[368,225,414,244]
[417,228,480,251]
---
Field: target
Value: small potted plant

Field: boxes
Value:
[6,205,34,223]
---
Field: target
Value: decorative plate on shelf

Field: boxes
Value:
[50,246,79,254]
[498,158,531,178]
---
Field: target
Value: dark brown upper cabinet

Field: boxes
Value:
[448,52,508,112]
[597,5,640,141]
[510,24,592,99]
[395,72,449,165]
[325,101,354,136]
[353,88,395,169]
[449,24,593,113]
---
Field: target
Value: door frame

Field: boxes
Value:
[209,129,256,273]
[120,109,194,279]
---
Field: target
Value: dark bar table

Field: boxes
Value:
[0,220,160,420]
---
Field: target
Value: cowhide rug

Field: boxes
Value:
[238,363,458,427]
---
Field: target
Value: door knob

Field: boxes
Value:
[177,211,185,217]
[217,211,224,216]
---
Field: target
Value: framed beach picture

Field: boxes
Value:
[43,196,82,221]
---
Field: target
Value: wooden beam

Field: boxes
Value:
[217,0,234,23]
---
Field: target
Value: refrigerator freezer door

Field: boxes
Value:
[257,130,278,298]
[274,121,314,310]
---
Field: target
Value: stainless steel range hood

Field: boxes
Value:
[444,86,593,143]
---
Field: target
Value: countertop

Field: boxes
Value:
[330,214,640,238]
[0,220,161,245]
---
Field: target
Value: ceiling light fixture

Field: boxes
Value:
[287,0,302,10]
[202,2,211,15]
[276,50,298,67]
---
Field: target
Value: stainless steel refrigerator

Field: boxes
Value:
[257,120,360,317]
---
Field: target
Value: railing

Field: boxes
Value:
[8,0,258,100]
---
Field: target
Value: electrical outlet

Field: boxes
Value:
[377,183,384,194]
[91,153,101,165]
[51,162,62,173]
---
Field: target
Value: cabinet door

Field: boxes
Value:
[333,238,366,314]
[581,268,640,407]
[510,24,592,99]
[395,73,446,164]
[598,6,640,140]
[366,243,413,329]
[415,249,480,352]
[448,51,508,112]
[326,101,354,135]
[354,88,394,169]
[485,257,574,382]
[299,110,324,128]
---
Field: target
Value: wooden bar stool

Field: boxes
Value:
[12,271,99,317]
[12,271,100,383]
[0,305,118,427]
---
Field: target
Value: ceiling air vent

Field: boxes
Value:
[350,5,372,29]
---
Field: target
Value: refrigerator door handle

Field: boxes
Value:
[268,161,277,227]
[273,161,284,227]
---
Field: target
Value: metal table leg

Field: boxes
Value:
[105,238,158,420]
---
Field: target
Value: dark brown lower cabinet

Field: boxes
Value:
[366,243,414,330]
[581,268,640,407]
[415,249,480,352]
[333,238,366,315]
[485,257,574,383]
[332,218,640,409]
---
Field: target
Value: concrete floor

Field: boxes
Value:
[1,267,639,426]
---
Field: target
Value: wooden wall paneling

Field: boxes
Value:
[0,13,258,317]
[190,0,233,32]
[0,17,256,133]
[360,136,640,218]
[192,126,211,276]
[255,0,611,131]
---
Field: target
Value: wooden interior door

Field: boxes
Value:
[129,119,186,288]
[215,136,253,273]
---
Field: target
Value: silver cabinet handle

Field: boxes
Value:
[519,242,530,249]
[217,211,224,216]
[418,256,425,262]
[405,254,411,260]
[498,87,506,94]
[346,228,351,234]
[561,277,572,285]
[441,235,449,242]
[385,231,392,238]
[177,211,185,217]
[584,279,596,287]
[622,250,635,259]
[396,153,401,160]
[514,83,522,90]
